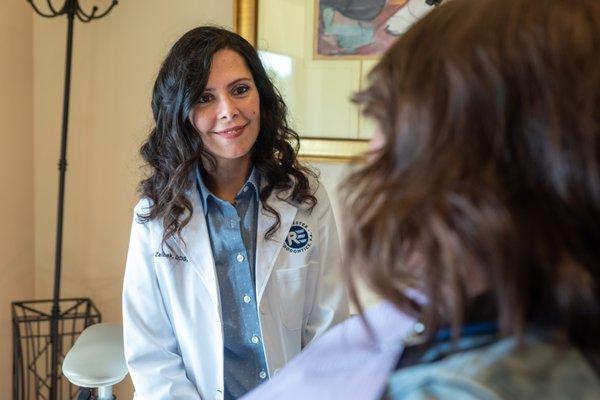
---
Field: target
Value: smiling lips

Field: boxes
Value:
[214,124,247,139]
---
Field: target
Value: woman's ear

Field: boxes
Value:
[369,128,386,153]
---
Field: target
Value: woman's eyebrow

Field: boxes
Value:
[204,77,252,91]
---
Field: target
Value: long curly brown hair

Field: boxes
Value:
[344,0,600,351]
[138,26,316,243]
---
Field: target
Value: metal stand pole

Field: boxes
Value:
[24,1,118,398]
[50,7,75,399]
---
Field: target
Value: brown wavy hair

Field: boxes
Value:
[344,0,600,350]
[138,27,316,243]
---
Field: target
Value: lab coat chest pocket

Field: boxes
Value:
[274,263,314,331]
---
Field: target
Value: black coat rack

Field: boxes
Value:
[17,1,118,400]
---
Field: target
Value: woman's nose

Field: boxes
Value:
[217,96,239,120]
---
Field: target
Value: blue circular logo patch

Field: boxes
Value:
[284,221,313,253]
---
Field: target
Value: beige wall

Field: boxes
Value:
[0,2,34,398]
[311,162,381,310]
[33,1,232,397]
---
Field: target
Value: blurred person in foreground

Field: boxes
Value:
[243,0,600,398]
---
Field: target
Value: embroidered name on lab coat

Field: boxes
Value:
[154,251,188,262]
[284,221,313,253]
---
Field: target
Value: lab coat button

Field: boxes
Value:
[236,253,244,262]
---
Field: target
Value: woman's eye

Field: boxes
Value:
[198,93,213,104]
[233,85,250,96]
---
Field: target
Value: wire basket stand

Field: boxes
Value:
[12,298,101,400]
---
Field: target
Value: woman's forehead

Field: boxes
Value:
[205,49,253,88]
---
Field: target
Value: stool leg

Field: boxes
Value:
[97,385,114,400]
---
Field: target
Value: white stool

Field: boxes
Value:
[63,323,129,400]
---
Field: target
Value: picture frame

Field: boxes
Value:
[233,0,408,162]
[233,0,442,162]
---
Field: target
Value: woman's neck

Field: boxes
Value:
[203,155,252,203]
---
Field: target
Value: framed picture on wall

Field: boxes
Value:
[234,0,440,161]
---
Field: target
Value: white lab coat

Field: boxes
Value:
[122,177,348,400]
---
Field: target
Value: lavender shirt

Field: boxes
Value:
[242,301,416,400]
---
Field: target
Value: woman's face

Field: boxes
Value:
[189,49,260,166]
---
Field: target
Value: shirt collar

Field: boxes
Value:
[246,167,261,200]
[195,165,260,216]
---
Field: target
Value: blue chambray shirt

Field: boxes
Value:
[196,166,269,399]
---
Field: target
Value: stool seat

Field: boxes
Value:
[63,323,128,388]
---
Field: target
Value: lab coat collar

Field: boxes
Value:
[255,186,297,304]
[168,183,222,316]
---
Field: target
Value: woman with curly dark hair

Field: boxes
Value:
[122,26,348,400]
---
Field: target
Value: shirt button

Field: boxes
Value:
[259,370,267,379]
[229,220,236,228]
[251,335,260,344]
[243,186,249,193]
[413,322,425,334]
[236,253,244,262]
[243,294,251,303]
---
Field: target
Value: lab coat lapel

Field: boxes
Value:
[255,188,297,303]
[168,186,220,312]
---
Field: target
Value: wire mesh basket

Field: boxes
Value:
[12,298,102,400]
